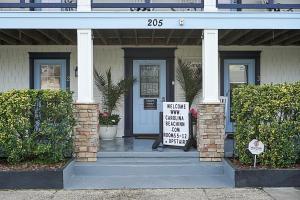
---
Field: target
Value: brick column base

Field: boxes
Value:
[197,103,225,162]
[74,103,99,162]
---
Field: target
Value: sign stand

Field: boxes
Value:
[152,112,197,152]
[254,155,257,168]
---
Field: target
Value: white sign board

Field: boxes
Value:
[163,102,189,147]
[248,139,264,155]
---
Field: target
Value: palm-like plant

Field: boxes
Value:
[176,58,202,108]
[94,68,134,115]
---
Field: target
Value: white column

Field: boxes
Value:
[77,0,91,12]
[202,29,219,103]
[204,0,218,12]
[77,29,94,103]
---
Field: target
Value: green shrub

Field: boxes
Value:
[0,90,75,164]
[232,82,300,168]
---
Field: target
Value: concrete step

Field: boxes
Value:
[72,161,224,176]
[64,174,234,189]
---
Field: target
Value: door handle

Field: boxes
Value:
[161,97,165,102]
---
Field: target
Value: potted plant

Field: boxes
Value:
[176,58,202,138]
[94,68,134,140]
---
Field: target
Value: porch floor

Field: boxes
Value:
[100,138,197,152]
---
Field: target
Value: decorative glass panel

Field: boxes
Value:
[40,64,61,90]
[140,65,160,97]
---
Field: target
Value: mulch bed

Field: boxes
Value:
[0,159,68,171]
[229,158,300,169]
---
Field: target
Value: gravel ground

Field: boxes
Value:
[0,188,273,200]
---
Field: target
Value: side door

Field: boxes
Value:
[224,59,255,133]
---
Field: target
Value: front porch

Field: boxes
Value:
[0,28,300,163]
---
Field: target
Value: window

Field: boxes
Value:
[140,65,160,97]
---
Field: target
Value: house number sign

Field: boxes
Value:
[163,102,189,147]
[147,19,163,27]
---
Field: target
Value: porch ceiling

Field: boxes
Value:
[0,29,299,46]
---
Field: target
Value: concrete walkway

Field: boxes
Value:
[264,187,300,200]
[0,188,274,200]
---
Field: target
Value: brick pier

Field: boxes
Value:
[74,103,99,162]
[197,103,225,162]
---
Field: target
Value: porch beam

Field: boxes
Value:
[218,30,232,41]
[0,30,32,45]
[166,30,175,45]
[0,32,19,44]
[114,30,122,45]
[239,30,269,45]
[77,29,94,103]
[222,30,251,45]
[253,30,289,45]
[272,31,300,45]
[283,33,300,45]
[37,30,65,44]
[202,29,219,103]
[56,30,76,45]
[181,29,193,45]
[1,12,300,30]
[134,29,138,45]
[151,30,155,45]
[20,30,49,44]
[94,30,107,45]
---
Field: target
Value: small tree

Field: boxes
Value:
[176,59,202,108]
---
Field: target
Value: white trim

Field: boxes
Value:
[77,29,94,103]
[0,12,300,29]
[202,29,219,103]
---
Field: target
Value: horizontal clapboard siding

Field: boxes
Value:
[0,45,300,137]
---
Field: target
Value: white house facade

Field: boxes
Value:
[0,0,300,175]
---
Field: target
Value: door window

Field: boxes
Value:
[140,65,160,98]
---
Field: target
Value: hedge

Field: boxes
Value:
[0,90,75,164]
[232,82,300,168]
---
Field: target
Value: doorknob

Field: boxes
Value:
[161,97,165,102]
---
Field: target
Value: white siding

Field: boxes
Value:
[0,45,300,137]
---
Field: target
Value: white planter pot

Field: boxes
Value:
[99,125,118,140]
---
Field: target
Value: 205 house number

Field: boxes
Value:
[147,19,163,27]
